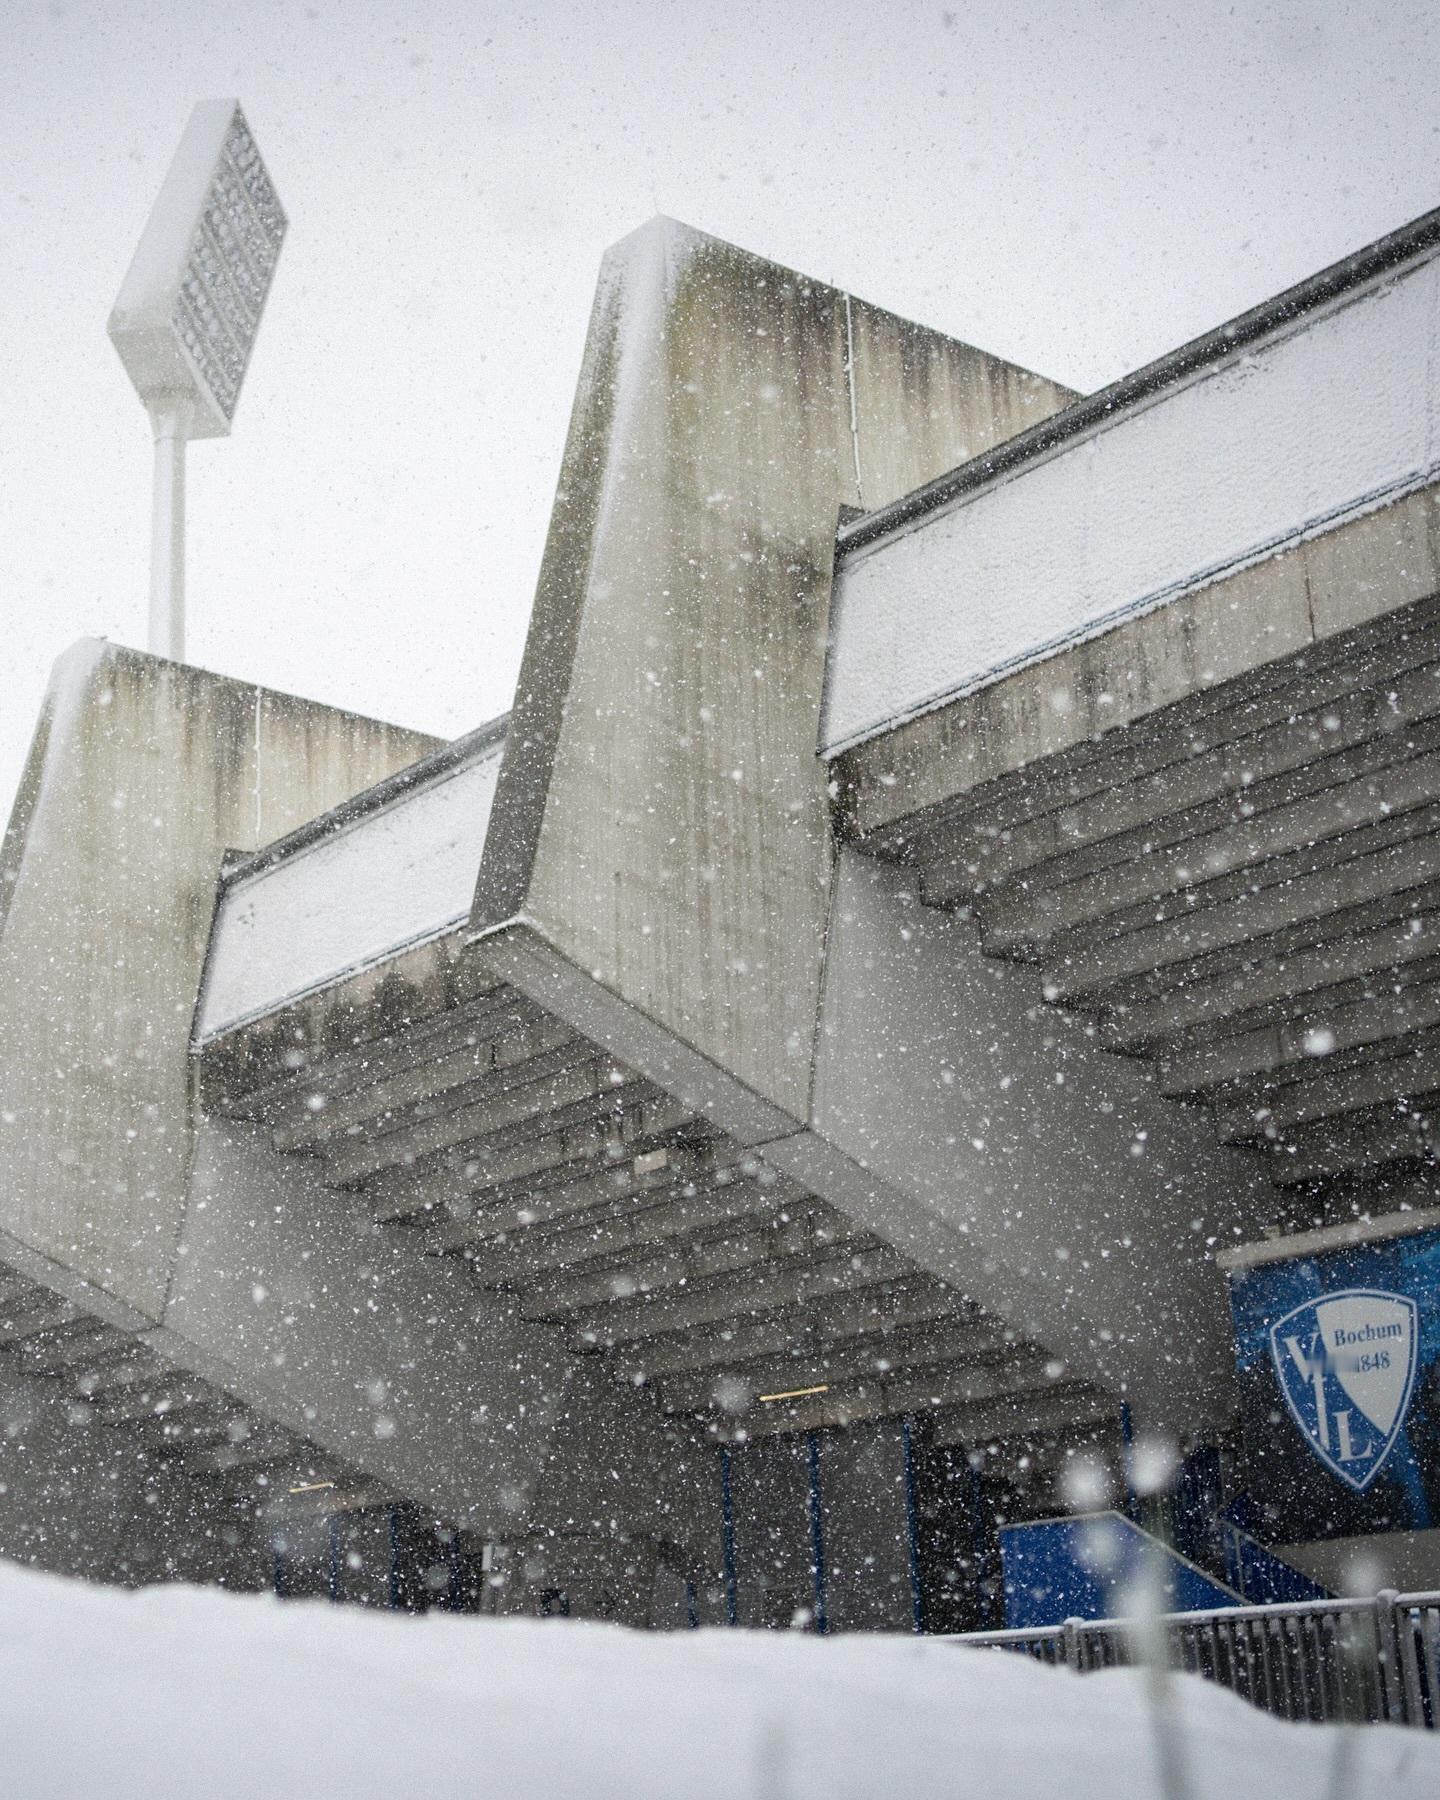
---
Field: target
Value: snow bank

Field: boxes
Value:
[0,1563,1433,1799]
[823,251,1440,754]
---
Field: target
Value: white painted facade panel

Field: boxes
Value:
[196,745,501,1040]
[822,254,1440,755]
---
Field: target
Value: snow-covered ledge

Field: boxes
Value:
[194,721,504,1043]
[822,236,1440,757]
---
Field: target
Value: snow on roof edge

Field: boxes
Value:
[835,199,1440,566]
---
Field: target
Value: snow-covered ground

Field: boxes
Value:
[0,1563,1435,1799]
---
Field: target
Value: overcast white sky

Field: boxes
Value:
[2,0,1438,817]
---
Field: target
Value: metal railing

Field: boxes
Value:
[1217,1517,1331,1606]
[954,1590,1440,1728]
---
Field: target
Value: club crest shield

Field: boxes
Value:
[1269,1289,1418,1493]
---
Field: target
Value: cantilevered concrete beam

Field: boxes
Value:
[452,218,1254,1429]
[471,218,1075,1144]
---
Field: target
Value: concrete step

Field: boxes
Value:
[919,641,1440,901]
[976,737,1440,953]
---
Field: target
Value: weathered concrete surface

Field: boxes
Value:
[504,1358,728,1624]
[0,641,436,1318]
[466,221,1254,1430]
[472,219,1074,1139]
[836,478,1440,843]
[0,645,663,1553]
[196,722,506,1043]
[829,470,1440,1199]
[0,1349,263,1587]
[824,245,1440,759]
[166,1121,722,1572]
[781,850,1272,1427]
[1284,1524,1440,1594]
[166,1119,572,1533]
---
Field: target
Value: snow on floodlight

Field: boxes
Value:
[107,99,287,660]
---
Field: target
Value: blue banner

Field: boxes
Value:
[1228,1226,1440,1542]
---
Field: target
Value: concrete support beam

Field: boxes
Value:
[0,641,438,1319]
[2,650,701,1577]
[471,219,1074,1146]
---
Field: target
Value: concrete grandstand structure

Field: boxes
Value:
[2,205,1439,1626]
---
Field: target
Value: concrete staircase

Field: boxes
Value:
[844,591,1440,1209]
[202,942,1094,1448]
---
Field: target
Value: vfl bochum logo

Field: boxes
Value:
[1269,1289,1418,1493]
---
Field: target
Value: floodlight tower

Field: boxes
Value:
[108,100,287,662]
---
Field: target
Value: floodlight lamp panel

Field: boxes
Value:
[108,100,287,439]
[173,108,286,430]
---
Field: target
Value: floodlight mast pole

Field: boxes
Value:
[107,98,287,665]
[148,398,189,661]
